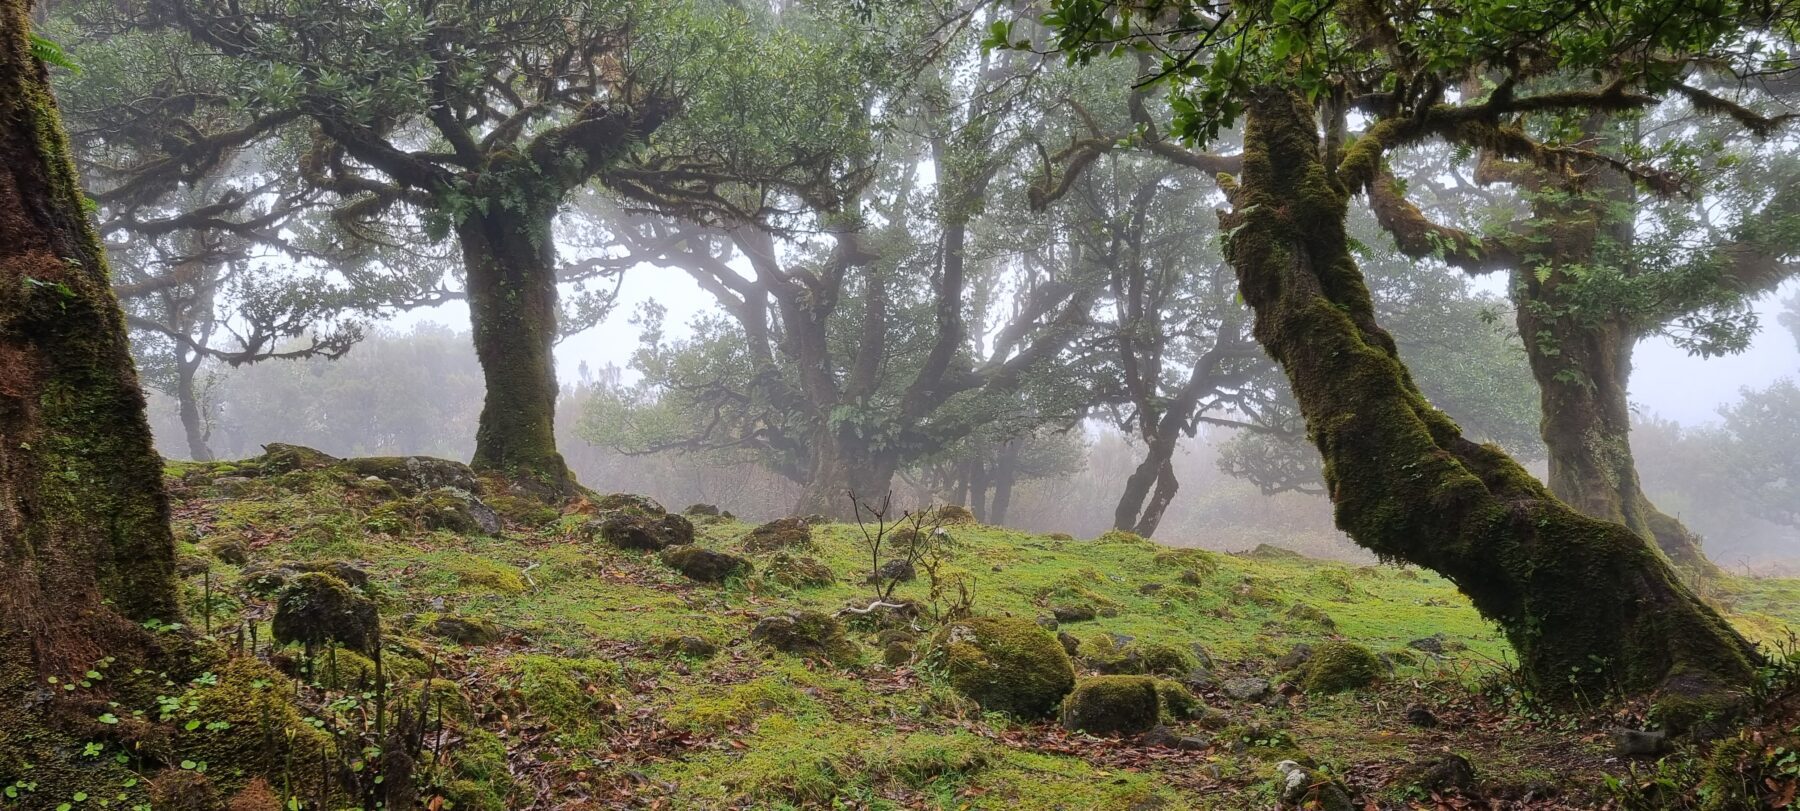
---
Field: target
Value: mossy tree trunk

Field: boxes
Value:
[1223,86,1755,700]
[1520,284,1714,571]
[1,0,177,680]
[175,346,213,461]
[795,427,898,520]
[458,172,575,496]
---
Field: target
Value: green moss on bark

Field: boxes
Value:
[1221,85,1756,701]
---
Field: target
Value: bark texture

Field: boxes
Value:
[1224,86,1755,700]
[1,0,177,681]
[459,174,574,495]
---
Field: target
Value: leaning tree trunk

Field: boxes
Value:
[1,0,176,720]
[458,191,575,497]
[1114,430,1180,536]
[175,349,213,461]
[1518,273,1715,572]
[1224,86,1755,703]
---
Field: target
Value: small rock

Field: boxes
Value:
[1097,606,1120,618]
[660,546,752,583]
[1061,676,1161,736]
[207,539,251,566]
[1393,754,1477,796]
[1177,569,1204,585]
[1036,615,1059,630]
[1189,643,1215,668]
[882,642,913,667]
[1403,703,1439,728]
[1182,666,1216,692]
[743,517,814,552]
[212,475,254,494]
[866,558,917,583]
[1051,605,1097,623]
[1408,633,1448,654]
[1138,583,1164,595]
[427,615,502,646]
[1611,728,1668,757]
[1141,725,1211,751]
[1275,761,1355,811]
[750,611,853,661]
[1274,643,1314,672]
[176,555,210,577]
[1223,677,1271,702]
[684,503,722,517]
[665,636,718,658]
[1056,631,1081,656]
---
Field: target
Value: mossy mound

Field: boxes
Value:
[595,492,667,517]
[750,611,856,662]
[1081,636,1193,676]
[427,615,504,646]
[661,546,752,583]
[341,454,480,494]
[929,504,978,525]
[1297,642,1382,694]
[1060,676,1161,735]
[685,503,722,516]
[743,517,815,553]
[762,552,836,588]
[593,512,694,551]
[935,616,1075,719]
[1096,529,1150,545]
[256,442,339,474]
[271,572,379,654]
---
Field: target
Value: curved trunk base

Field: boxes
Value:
[1227,86,1756,701]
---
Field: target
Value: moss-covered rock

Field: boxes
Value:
[272,572,379,654]
[342,455,480,494]
[935,616,1075,718]
[750,611,856,662]
[1096,529,1149,545]
[660,546,752,583]
[1060,676,1161,736]
[595,492,667,517]
[427,615,504,646]
[743,517,814,553]
[762,552,836,588]
[685,503,722,516]
[593,511,693,551]
[929,505,977,525]
[1298,642,1382,694]
[418,487,502,535]
[169,658,339,793]
[256,443,339,474]
[1285,602,1337,630]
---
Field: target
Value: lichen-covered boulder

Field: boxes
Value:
[743,517,814,552]
[935,616,1075,718]
[763,552,836,588]
[342,455,479,494]
[1298,642,1382,694]
[1060,676,1161,736]
[660,546,752,583]
[272,573,379,653]
[1276,761,1356,811]
[243,560,370,597]
[420,487,502,535]
[750,611,855,662]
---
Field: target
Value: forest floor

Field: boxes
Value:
[144,448,1800,810]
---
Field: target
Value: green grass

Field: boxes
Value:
[148,459,1800,810]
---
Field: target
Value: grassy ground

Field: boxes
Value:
[129,451,1800,810]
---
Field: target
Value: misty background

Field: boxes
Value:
[139,262,1800,570]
